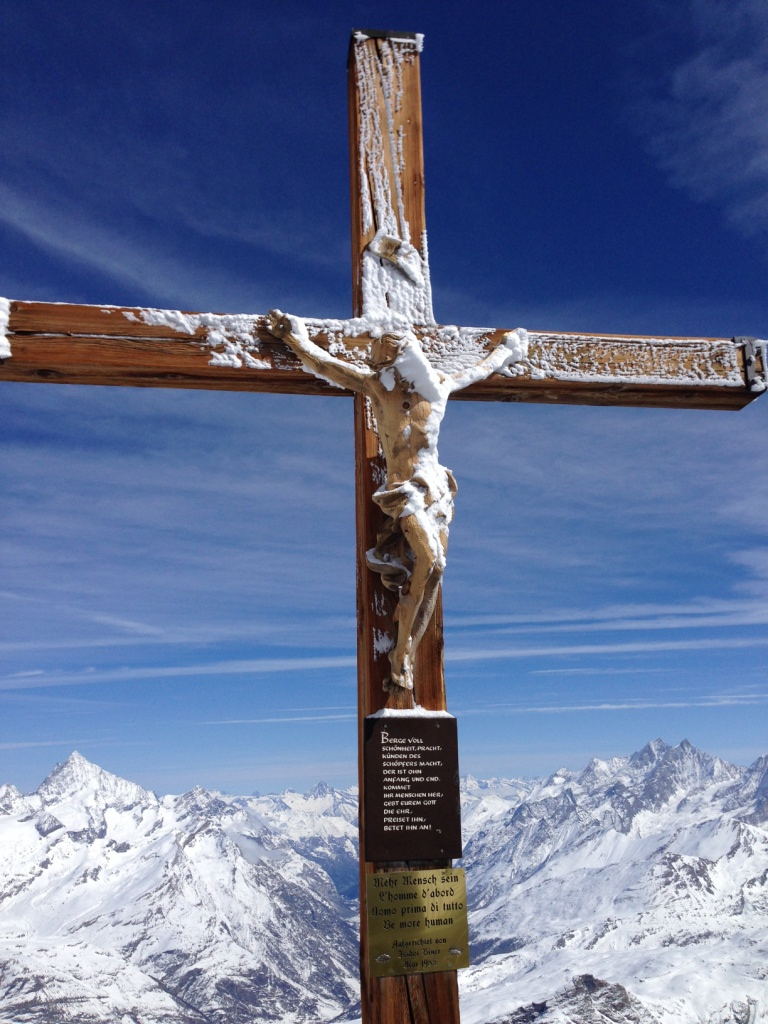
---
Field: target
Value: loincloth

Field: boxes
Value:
[365,468,458,592]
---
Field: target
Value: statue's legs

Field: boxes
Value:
[385,513,447,693]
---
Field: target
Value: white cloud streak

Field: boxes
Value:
[0,740,86,751]
[448,636,768,663]
[203,714,356,725]
[0,179,335,313]
[2,635,765,692]
[3,595,764,656]
[0,656,358,691]
[197,690,768,727]
[638,0,768,243]
[448,598,768,635]
[457,692,768,716]
[0,182,205,307]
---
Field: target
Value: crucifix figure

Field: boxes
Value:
[1,28,765,1024]
[268,309,528,693]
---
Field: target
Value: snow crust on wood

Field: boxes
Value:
[757,340,768,390]
[528,332,750,388]
[302,318,748,391]
[353,30,424,52]
[422,328,753,389]
[373,628,393,656]
[301,315,527,377]
[353,35,434,323]
[0,298,11,358]
[127,308,271,369]
[269,312,350,391]
[368,706,453,719]
[122,305,760,395]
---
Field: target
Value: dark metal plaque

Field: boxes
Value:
[366,867,470,977]
[364,715,462,862]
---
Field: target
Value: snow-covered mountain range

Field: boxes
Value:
[0,740,765,1023]
[0,755,360,1023]
[459,740,768,1024]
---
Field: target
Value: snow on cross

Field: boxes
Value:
[0,28,766,1024]
[2,301,764,408]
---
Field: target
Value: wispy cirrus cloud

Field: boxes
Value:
[0,615,357,654]
[203,713,356,726]
[458,691,768,716]
[448,596,768,627]
[198,690,768,727]
[0,655,358,691]
[5,594,764,656]
[3,634,766,692]
[636,0,768,243]
[448,597,768,639]
[448,635,768,663]
[0,180,286,311]
[0,739,86,751]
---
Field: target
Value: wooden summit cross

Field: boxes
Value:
[1,29,765,1024]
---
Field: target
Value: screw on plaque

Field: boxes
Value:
[375,953,392,963]
[449,948,463,956]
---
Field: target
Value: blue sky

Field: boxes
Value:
[1,0,767,796]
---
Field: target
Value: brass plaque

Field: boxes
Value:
[366,868,470,977]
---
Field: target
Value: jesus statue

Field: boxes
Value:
[268,310,528,695]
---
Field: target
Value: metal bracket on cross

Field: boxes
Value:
[736,337,768,392]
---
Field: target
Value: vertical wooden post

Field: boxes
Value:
[349,30,461,1024]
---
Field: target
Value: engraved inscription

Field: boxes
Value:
[380,728,445,830]
[364,716,462,861]
[366,867,470,977]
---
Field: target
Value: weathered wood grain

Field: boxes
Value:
[350,29,460,1024]
[1,300,760,410]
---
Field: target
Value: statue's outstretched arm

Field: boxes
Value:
[447,328,529,393]
[268,310,370,393]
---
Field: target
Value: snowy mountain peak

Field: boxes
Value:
[175,784,231,821]
[35,750,155,831]
[37,750,110,797]
[613,738,739,813]
[743,754,768,824]
[629,737,672,767]
[0,782,32,816]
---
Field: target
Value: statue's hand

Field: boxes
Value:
[267,309,291,339]
[267,310,313,350]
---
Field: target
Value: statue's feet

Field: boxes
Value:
[383,667,413,693]
[382,677,415,711]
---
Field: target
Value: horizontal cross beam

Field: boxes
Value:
[2,300,765,411]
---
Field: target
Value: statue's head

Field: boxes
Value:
[370,332,407,369]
